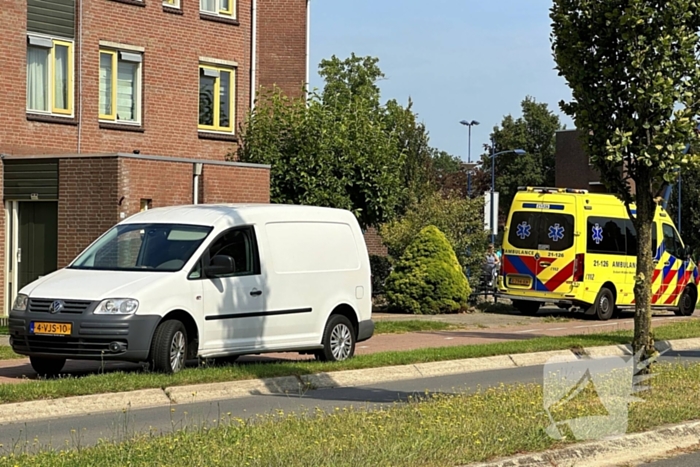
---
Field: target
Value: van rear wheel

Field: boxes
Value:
[150,320,188,374]
[593,287,615,321]
[30,356,66,378]
[675,287,697,317]
[513,300,540,316]
[316,315,356,362]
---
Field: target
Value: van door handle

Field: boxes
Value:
[539,262,551,268]
[664,261,671,266]
[250,289,262,297]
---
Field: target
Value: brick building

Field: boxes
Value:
[0,0,309,314]
[554,129,607,192]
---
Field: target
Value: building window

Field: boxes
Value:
[200,0,234,17]
[26,36,73,116]
[163,0,180,8]
[99,49,142,124]
[198,64,235,133]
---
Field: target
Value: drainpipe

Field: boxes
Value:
[250,0,257,111]
[305,0,311,100]
[193,163,203,205]
[76,0,84,153]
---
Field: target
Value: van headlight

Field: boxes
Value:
[95,298,139,315]
[12,294,28,312]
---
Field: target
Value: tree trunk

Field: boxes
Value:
[633,170,657,363]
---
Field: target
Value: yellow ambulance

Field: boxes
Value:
[498,187,698,320]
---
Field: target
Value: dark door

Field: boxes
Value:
[18,202,58,291]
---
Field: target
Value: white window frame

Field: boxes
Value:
[200,0,236,18]
[98,48,143,125]
[26,34,74,117]
[163,0,180,8]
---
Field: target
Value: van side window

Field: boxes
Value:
[662,224,684,259]
[206,227,260,276]
[587,217,627,255]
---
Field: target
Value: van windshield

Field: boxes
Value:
[507,211,575,252]
[70,223,212,272]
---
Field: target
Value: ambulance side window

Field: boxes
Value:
[662,224,683,259]
[625,221,658,257]
[587,217,626,255]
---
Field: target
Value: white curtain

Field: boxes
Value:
[54,45,68,111]
[117,61,137,121]
[99,53,113,116]
[201,0,216,12]
[27,46,49,111]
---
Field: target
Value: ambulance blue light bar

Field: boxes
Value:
[517,186,589,194]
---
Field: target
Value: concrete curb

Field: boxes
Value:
[0,336,697,426]
[462,420,700,467]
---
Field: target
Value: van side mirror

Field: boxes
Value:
[204,255,236,277]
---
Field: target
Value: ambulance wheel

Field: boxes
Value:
[675,287,697,317]
[513,300,540,316]
[593,287,615,321]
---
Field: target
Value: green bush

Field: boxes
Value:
[385,225,471,314]
[369,255,392,295]
[379,192,487,279]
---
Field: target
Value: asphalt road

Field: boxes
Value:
[1,350,700,460]
[639,451,700,466]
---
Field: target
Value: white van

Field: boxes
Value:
[9,204,374,375]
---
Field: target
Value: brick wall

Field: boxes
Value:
[364,227,388,257]
[57,157,120,267]
[257,0,307,98]
[201,164,270,203]
[1,1,309,160]
[555,130,600,189]
[118,158,193,219]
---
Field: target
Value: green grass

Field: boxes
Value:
[0,345,21,360]
[0,320,697,405]
[0,326,8,335]
[2,362,700,466]
[373,320,458,334]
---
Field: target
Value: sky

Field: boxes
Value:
[309,0,575,162]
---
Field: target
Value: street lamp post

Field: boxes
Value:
[489,138,525,244]
[460,120,480,197]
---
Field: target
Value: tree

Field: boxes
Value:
[385,225,471,314]
[384,98,435,214]
[474,97,564,214]
[379,191,487,277]
[237,55,405,228]
[551,0,700,358]
[668,170,700,259]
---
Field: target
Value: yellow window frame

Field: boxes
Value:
[163,0,180,7]
[99,50,118,121]
[198,64,235,133]
[49,39,73,115]
[219,0,234,16]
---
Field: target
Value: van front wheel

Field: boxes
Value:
[675,287,697,317]
[316,315,356,362]
[30,356,66,378]
[593,287,615,321]
[150,320,188,374]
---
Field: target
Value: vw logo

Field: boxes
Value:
[48,300,64,314]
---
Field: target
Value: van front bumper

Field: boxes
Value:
[357,319,374,342]
[8,310,160,362]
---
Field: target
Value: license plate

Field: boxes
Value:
[30,322,72,336]
[509,276,531,287]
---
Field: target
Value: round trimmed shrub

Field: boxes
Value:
[384,225,471,314]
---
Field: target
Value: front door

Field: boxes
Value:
[17,202,58,291]
[199,226,267,353]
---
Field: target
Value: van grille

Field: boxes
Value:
[28,299,93,314]
[12,336,128,356]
